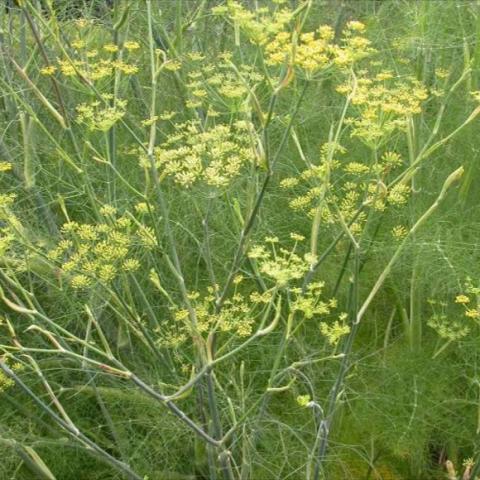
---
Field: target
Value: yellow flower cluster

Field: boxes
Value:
[50,56,138,80]
[338,188,368,234]
[0,359,23,393]
[428,280,480,343]
[387,183,410,205]
[337,72,428,145]
[265,21,372,74]
[391,225,408,239]
[343,162,370,175]
[76,98,127,132]
[248,239,310,287]
[281,139,410,236]
[213,2,372,75]
[455,294,470,304]
[185,61,263,113]
[40,38,140,80]
[161,289,260,348]
[164,60,181,72]
[144,120,255,188]
[47,211,154,289]
[281,142,371,233]
[40,65,57,75]
[0,370,14,393]
[382,151,403,168]
[212,1,293,45]
[124,41,141,51]
[453,279,480,319]
[333,21,374,67]
[290,282,336,319]
[265,27,334,71]
[320,319,351,346]
[427,314,469,341]
[280,142,342,219]
[296,394,312,407]
[200,292,255,337]
[0,193,17,258]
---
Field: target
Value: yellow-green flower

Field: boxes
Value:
[40,65,57,76]
[0,162,12,172]
[103,43,119,53]
[455,295,470,304]
[392,225,408,239]
[296,394,311,407]
[71,274,92,289]
[320,320,350,345]
[124,41,140,51]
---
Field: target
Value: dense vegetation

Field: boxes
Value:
[1,1,480,478]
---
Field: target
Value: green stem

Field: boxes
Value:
[0,361,143,480]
